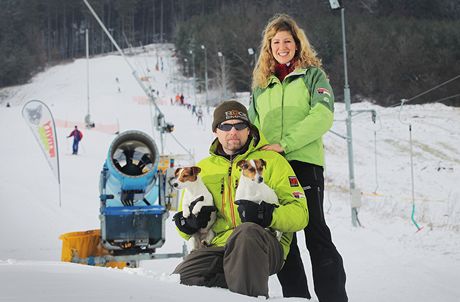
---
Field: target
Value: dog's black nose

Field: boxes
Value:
[257,176,264,183]
[173,183,178,187]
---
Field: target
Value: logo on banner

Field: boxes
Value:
[22,100,60,182]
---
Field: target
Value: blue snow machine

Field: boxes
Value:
[98,130,184,263]
[60,130,185,268]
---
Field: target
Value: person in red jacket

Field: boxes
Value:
[67,125,83,155]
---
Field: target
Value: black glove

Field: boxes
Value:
[234,200,276,228]
[173,197,216,235]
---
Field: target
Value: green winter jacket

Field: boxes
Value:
[176,129,309,259]
[249,67,334,167]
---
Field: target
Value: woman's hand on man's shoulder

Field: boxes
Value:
[261,144,284,153]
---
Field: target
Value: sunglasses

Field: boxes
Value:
[217,122,249,132]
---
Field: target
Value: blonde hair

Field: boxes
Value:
[252,14,322,89]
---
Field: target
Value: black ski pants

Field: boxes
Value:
[277,161,348,302]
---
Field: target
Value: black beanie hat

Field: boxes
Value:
[212,100,250,131]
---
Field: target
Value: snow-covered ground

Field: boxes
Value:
[0,43,459,302]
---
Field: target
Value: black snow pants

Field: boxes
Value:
[277,161,348,302]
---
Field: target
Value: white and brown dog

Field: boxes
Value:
[171,166,216,251]
[235,159,279,205]
[235,159,281,240]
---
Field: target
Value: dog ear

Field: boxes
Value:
[174,168,182,177]
[260,159,267,168]
[191,166,201,176]
[237,160,247,169]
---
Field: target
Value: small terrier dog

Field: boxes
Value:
[171,166,216,251]
[235,159,281,240]
[235,159,279,205]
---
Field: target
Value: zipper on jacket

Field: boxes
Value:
[280,80,285,141]
[279,71,301,142]
[220,178,226,219]
[227,162,237,227]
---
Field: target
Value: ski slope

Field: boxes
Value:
[0,43,459,302]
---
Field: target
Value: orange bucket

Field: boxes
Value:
[59,229,126,269]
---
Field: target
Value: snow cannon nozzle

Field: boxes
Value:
[102,130,160,206]
[108,130,159,178]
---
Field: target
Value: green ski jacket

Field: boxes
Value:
[176,129,309,259]
[249,67,334,167]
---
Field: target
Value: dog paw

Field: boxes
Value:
[183,208,191,218]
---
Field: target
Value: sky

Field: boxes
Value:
[0,43,459,302]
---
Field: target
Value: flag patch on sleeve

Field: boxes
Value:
[292,191,305,199]
[288,176,300,187]
[317,87,331,97]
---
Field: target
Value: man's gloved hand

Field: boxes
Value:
[234,200,277,228]
[173,204,216,235]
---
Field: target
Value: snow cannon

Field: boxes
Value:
[99,130,167,255]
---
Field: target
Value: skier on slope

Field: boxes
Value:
[67,125,83,155]
[196,107,203,125]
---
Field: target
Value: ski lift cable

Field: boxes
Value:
[83,0,193,157]
[168,132,195,162]
[83,0,159,113]
[83,0,175,154]
[398,100,423,232]
[388,74,460,108]
[431,93,460,104]
[374,74,460,119]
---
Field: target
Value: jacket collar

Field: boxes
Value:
[264,68,308,88]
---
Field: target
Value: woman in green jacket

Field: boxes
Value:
[249,14,347,302]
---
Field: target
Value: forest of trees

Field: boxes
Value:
[1,0,459,106]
